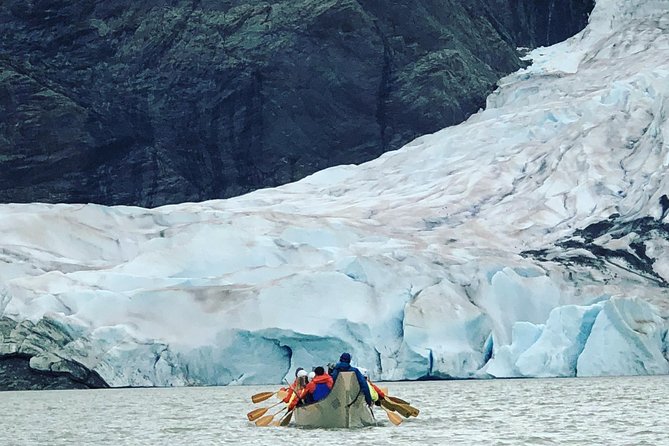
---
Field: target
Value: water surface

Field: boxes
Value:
[3,375,666,445]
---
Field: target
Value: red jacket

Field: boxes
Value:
[290,374,333,409]
[281,378,300,403]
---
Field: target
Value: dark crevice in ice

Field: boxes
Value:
[660,194,669,220]
[572,307,601,376]
[482,332,494,366]
[374,348,383,376]
[282,344,294,380]
[427,348,434,377]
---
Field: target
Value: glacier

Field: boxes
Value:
[1,0,669,387]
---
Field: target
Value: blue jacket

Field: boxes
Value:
[330,361,372,405]
[312,381,331,402]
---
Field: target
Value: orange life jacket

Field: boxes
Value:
[281,378,302,403]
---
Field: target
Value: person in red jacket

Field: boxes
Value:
[289,366,333,410]
[360,367,386,405]
[281,367,308,404]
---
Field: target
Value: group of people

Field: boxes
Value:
[281,352,386,411]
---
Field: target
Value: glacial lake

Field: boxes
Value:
[2,375,666,445]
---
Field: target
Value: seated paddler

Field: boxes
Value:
[281,367,308,404]
[289,366,333,409]
[360,367,386,405]
[330,352,373,406]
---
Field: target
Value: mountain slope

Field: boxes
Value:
[0,0,592,206]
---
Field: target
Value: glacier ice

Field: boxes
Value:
[577,297,669,376]
[402,280,493,379]
[517,303,602,377]
[1,0,669,386]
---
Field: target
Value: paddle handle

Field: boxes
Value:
[267,400,282,410]
[283,378,305,405]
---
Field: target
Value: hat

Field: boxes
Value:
[307,371,316,381]
[295,367,305,377]
[339,352,351,363]
[297,369,308,378]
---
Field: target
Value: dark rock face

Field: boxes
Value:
[489,0,595,48]
[523,214,669,289]
[0,317,108,391]
[0,0,594,207]
[0,355,93,391]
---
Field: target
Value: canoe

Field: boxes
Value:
[293,371,376,428]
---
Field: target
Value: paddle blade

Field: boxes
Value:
[276,389,288,401]
[387,395,410,405]
[251,391,276,404]
[383,407,402,426]
[247,407,269,421]
[395,404,414,418]
[255,414,274,427]
[380,398,397,412]
[386,396,419,416]
[279,410,293,426]
[381,399,413,418]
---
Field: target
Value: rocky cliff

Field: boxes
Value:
[0,0,593,207]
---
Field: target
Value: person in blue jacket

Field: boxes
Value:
[330,352,372,406]
[289,366,333,408]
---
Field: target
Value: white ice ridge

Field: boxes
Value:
[1,0,669,386]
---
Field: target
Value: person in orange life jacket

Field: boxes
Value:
[359,367,386,406]
[282,368,308,404]
[330,352,373,406]
[303,370,316,403]
[288,366,333,410]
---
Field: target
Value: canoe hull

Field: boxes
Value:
[293,371,375,428]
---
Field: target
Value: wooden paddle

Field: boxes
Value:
[276,389,288,401]
[273,377,303,426]
[382,405,403,425]
[278,408,293,426]
[255,407,287,427]
[367,379,419,417]
[381,394,419,417]
[388,398,419,417]
[251,391,276,404]
[386,395,410,405]
[251,389,288,404]
[380,398,414,418]
[247,399,283,421]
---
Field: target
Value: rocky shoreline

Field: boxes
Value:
[0,355,102,391]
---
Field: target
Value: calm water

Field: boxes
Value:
[2,376,667,445]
